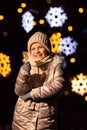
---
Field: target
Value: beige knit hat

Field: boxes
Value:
[27,31,51,53]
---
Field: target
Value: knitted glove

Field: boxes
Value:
[22,62,31,74]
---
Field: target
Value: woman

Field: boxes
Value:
[12,31,64,130]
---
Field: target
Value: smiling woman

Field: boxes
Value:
[27,31,51,61]
[12,31,64,130]
[30,43,48,61]
[0,0,87,130]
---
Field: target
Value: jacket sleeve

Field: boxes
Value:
[15,66,31,96]
[20,62,64,101]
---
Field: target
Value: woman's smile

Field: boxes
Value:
[30,42,47,61]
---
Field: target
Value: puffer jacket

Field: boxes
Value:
[12,54,64,130]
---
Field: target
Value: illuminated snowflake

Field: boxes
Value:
[45,7,68,27]
[22,11,34,33]
[0,53,11,77]
[59,36,78,56]
[50,32,62,53]
[71,73,87,96]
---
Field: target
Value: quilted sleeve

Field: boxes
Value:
[29,63,64,100]
[20,58,64,101]
[15,67,31,96]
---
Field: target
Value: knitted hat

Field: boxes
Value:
[27,31,51,53]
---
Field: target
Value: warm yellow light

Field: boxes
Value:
[0,15,4,20]
[0,53,11,77]
[78,8,84,13]
[21,3,27,8]
[39,19,45,24]
[68,26,73,31]
[17,8,23,13]
[71,73,87,96]
[50,32,62,53]
[70,58,76,63]
[85,96,87,101]
[46,0,52,4]
[64,90,69,96]
[33,21,37,26]
[57,32,61,37]
[2,31,8,37]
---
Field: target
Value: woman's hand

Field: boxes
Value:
[22,62,31,74]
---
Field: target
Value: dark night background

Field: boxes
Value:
[0,0,87,130]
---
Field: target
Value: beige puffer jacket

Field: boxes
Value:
[12,54,64,130]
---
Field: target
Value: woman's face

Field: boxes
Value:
[30,42,47,61]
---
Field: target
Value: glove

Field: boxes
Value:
[22,62,31,74]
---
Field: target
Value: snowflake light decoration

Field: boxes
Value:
[71,73,87,96]
[59,36,78,56]
[50,32,62,53]
[22,11,34,33]
[0,53,11,77]
[45,7,68,27]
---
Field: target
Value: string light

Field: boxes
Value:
[68,25,73,31]
[17,8,23,13]
[39,19,45,24]
[78,7,84,13]
[70,57,76,63]
[0,15,4,20]
[21,3,27,8]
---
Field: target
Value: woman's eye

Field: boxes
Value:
[39,46,43,49]
[31,48,35,50]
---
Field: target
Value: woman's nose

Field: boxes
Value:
[35,48,39,52]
